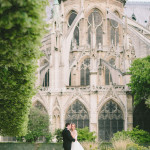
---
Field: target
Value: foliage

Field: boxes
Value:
[126,143,148,150]
[45,133,53,143]
[81,142,99,150]
[54,129,63,143]
[17,107,51,143]
[112,130,149,150]
[77,127,96,142]
[128,56,150,107]
[112,132,133,150]
[99,142,113,150]
[113,127,150,144]
[0,0,48,136]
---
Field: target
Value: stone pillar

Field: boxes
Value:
[54,49,60,89]
[89,91,98,134]
[89,56,98,133]
[50,30,55,89]
[48,94,53,132]
[0,136,2,142]
[127,93,133,130]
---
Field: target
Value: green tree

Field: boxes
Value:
[22,107,51,143]
[128,56,150,108]
[0,0,48,136]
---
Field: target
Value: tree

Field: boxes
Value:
[0,0,48,136]
[128,56,150,108]
[19,107,52,143]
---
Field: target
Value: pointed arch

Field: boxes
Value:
[33,101,47,113]
[65,100,89,128]
[98,100,124,141]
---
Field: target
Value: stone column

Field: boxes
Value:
[0,136,2,142]
[54,49,60,89]
[126,93,133,130]
[50,30,55,89]
[89,55,98,133]
[89,91,98,134]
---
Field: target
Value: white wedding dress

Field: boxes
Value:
[71,130,84,150]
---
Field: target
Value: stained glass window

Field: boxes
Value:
[105,67,112,85]
[110,12,119,46]
[98,100,124,141]
[109,58,115,66]
[80,58,90,86]
[88,9,103,48]
[68,11,79,48]
[69,73,71,86]
[43,69,49,87]
[65,100,89,128]
[69,11,77,26]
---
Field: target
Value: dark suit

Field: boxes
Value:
[62,128,75,150]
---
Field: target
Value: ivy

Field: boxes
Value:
[128,56,150,108]
[0,0,48,136]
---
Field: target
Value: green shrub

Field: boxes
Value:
[127,143,148,150]
[77,127,96,142]
[113,127,150,144]
[17,107,52,143]
[54,129,63,143]
[45,133,53,143]
[99,142,113,150]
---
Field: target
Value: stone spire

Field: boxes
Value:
[54,0,59,5]
[53,0,60,21]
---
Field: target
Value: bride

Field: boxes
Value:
[70,123,84,150]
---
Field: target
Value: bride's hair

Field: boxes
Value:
[71,123,76,129]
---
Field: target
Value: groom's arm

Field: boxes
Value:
[66,130,75,142]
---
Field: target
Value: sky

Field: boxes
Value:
[128,0,150,1]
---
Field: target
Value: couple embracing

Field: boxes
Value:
[62,123,84,150]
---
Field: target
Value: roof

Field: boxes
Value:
[125,1,150,26]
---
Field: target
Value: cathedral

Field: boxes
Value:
[32,0,150,141]
[1,0,150,142]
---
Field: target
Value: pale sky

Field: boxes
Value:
[128,0,150,2]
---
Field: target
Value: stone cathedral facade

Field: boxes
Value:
[32,0,150,141]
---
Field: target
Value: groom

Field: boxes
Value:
[62,123,75,150]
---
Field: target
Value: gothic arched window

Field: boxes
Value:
[110,12,119,47]
[105,67,112,85]
[98,100,124,141]
[65,100,89,128]
[69,73,71,86]
[109,58,115,66]
[88,9,103,48]
[80,58,90,86]
[68,11,79,48]
[43,69,49,87]
[68,10,77,26]
[105,58,115,85]
[34,101,47,113]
